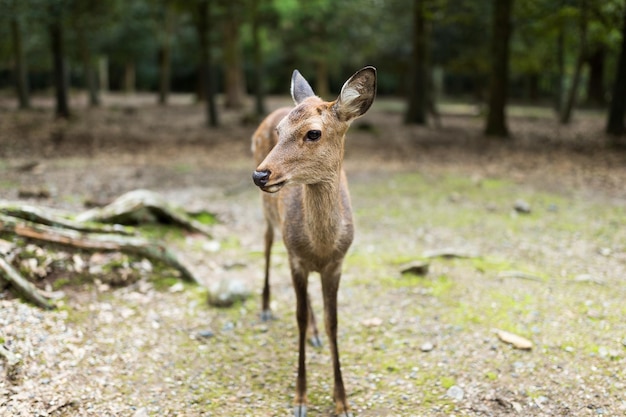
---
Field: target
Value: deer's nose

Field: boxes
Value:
[252,170,271,187]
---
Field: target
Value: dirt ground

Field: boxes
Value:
[1,93,626,416]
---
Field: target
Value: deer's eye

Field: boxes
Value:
[305,130,321,142]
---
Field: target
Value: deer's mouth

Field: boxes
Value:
[261,180,286,193]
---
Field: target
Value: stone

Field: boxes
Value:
[207,278,251,308]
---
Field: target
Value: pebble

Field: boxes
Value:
[446,385,464,401]
[207,278,251,307]
[513,199,531,214]
[420,342,435,352]
[197,329,215,339]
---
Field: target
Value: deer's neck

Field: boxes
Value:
[302,178,344,254]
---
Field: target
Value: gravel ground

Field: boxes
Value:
[1,96,626,416]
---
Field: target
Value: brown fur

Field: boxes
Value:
[252,67,376,416]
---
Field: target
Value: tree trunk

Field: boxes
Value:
[223,3,246,109]
[405,0,427,125]
[606,6,626,138]
[485,0,514,137]
[554,15,565,114]
[99,56,109,93]
[158,5,174,105]
[315,59,330,99]
[10,17,30,110]
[195,0,219,127]
[124,61,136,94]
[49,16,70,119]
[78,27,100,107]
[251,0,266,116]
[560,0,587,125]
[586,46,605,106]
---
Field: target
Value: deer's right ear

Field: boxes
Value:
[334,66,377,121]
[291,70,316,104]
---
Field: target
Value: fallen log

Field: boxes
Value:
[0,213,199,285]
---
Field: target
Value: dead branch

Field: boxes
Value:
[0,201,133,235]
[76,189,213,237]
[0,253,54,309]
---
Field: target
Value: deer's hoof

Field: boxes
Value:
[294,404,307,417]
[260,309,274,322]
[309,335,323,348]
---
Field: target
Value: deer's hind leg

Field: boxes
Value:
[261,221,274,322]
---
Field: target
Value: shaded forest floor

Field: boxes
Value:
[1,93,626,416]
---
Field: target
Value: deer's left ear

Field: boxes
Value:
[333,66,377,121]
[291,70,316,104]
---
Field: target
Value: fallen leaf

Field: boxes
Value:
[495,329,533,350]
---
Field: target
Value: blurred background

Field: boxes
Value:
[0,0,625,141]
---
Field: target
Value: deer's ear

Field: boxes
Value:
[291,70,315,104]
[333,66,377,121]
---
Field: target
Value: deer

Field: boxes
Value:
[251,66,376,417]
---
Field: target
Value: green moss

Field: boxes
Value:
[189,210,218,225]
[439,376,456,389]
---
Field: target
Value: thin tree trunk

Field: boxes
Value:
[606,5,626,138]
[555,16,565,114]
[10,17,30,110]
[485,0,514,137]
[99,56,109,93]
[158,5,174,105]
[223,2,245,109]
[315,59,329,99]
[586,47,605,106]
[124,61,136,94]
[195,0,219,127]
[560,0,588,124]
[49,16,70,119]
[251,0,266,116]
[78,27,99,107]
[405,0,427,125]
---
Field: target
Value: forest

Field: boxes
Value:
[1,0,626,139]
[1,1,626,416]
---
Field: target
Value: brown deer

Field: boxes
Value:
[251,67,376,417]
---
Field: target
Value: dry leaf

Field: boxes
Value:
[495,329,533,350]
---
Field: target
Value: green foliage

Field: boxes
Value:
[0,0,624,100]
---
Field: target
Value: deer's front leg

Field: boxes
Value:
[291,262,309,417]
[321,263,351,417]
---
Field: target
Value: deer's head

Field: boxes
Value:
[253,67,376,193]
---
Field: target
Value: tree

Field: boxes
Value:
[405,0,427,125]
[157,1,175,105]
[250,0,267,117]
[1,0,32,110]
[193,0,219,127]
[66,1,115,107]
[485,0,514,137]
[10,14,30,109]
[560,0,588,124]
[606,4,626,138]
[221,0,246,109]
[48,1,70,119]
